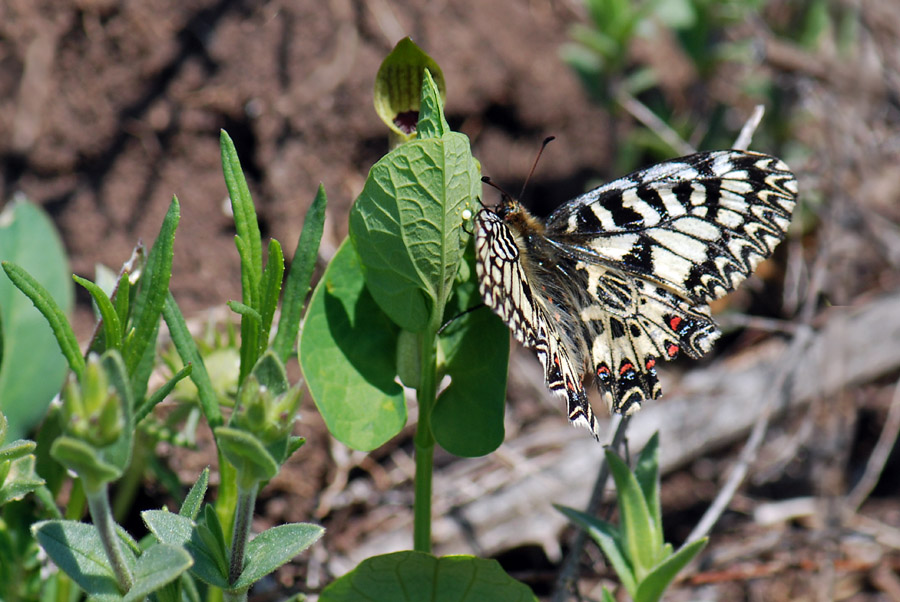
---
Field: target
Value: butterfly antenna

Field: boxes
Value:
[519,135,555,199]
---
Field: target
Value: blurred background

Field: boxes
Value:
[2,0,900,599]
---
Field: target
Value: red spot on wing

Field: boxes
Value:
[667,344,679,357]
[669,316,683,331]
[619,363,634,375]
[597,366,610,376]
[646,358,656,369]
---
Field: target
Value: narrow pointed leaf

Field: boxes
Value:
[606,449,658,578]
[125,197,178,376]
[180,467,209,519]
[258,238,284,354]
[556,505,637,596]
[74,275,122,351]
[2,261,82,378]
[163,293,223,428]
[273,184,327,362]
[634,538,708,602]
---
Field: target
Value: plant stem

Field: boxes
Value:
[86,486,133,592]
[228,481,258,586]
[413,327,438,553]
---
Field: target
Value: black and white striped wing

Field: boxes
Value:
[475,209,601,438]
[545,150,798,303]
[546,150,797,414]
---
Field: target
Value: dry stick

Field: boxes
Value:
[685,251,828,545]
[732,105,765,151]
[845,372,900,512]
[551,415,631,602]
[615,88,697,157]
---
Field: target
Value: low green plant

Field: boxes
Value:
[0,130,326,601]
[557,433,708,602]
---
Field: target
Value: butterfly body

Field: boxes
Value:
[475,150,798,438]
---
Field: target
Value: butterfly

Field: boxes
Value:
[474,150,798,438]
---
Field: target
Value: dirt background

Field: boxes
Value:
[3,0,900,600]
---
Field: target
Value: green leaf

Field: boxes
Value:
[299,239,405,451]
[232,523,324,589]
[221,131,262,305]
[258,238,284,355]
[634,538,708,602]
[215,427,278,484]
[125,197,178,377]
[32,520,131,601]
[0,198,73,440]
[179,467,209,519]
[2,261,81,378]
[249,350,288,396]
[195,505,229,586]
[162,292,223,428]
[134,363,192,424]
[122,544,192,602]
[221,131,263,383]
[373,37,446,140]
[50,437,122,489]
[142,510,193,548]
[99,350,135,473]
[0,438,36,462]
[319,551,538,602]
[606,450,658,580]
[556,505,637,596]
[227,300,262,324]
[142,507,229,589]
[273,184,327,363]
[634,432,662,551]
[417,70,450,139]
[73,275,122,351]
[348,131,479,333]
[0,452,44,506]
[431,273,509,457]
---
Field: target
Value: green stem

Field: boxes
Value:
[228,481,258,588]
[86,486,133,592]
[413,327,438,553]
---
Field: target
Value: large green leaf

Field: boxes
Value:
[431,270,509,457]
[0,198,72,439]
[349,75,479,333]
[319,551,538,602]
[299,239,405,451]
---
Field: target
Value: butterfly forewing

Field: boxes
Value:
[475,150,797,435]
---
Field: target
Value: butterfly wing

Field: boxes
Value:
[545,150,798,303]
[475,208,602,437]
[545,150,797,413]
